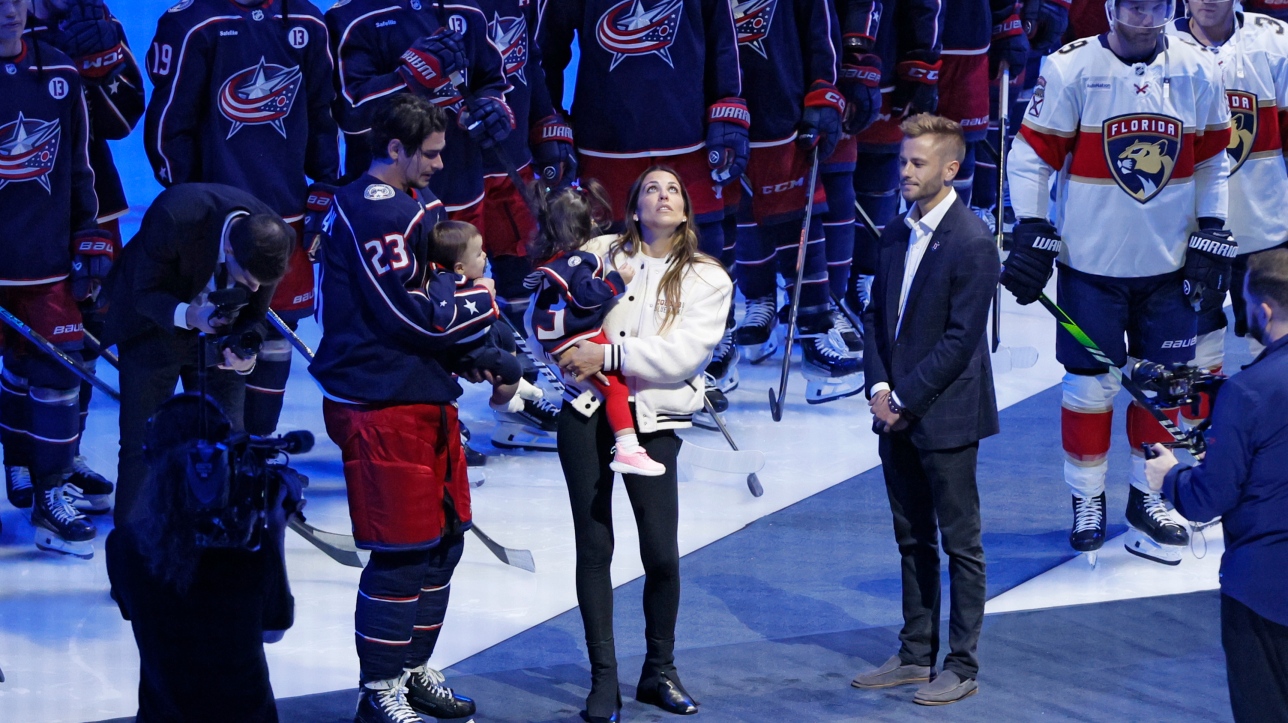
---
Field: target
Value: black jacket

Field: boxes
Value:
[863,196,1000,450]
[102,183,277,347]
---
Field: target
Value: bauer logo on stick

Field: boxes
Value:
[596,0,684,71]
[1102,113,1181,204]
[218,58,303,140]
[1225,90,1257,175]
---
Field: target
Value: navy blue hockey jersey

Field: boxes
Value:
[734,0,841,141]
[476,0,557,173]
[0,40,97,285]
[311,174,497,404]
[528,250,625,354]
[26,3,143,222]
[537,0,742,154]
[144,0,339,220]
[326,0,508,208]
[848,0,940,89]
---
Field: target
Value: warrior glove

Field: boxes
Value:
[303,182,337,262]
[839,53,882,134]
[892,59,940,117]
[461,95,514,149]
[530,115,576,188]
[70,228,116,308]
[1002,219,1061,305]
[398,30,467,96]
[799,80,845,158]
[61,0,125,81]
[706,98,750,186]
[1183,228,1237,313]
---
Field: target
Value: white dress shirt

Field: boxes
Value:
[173,211,247,329]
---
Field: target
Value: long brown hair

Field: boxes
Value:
[610,166,723,331]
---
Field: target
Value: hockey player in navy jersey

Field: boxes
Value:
[144,0,340,441]
[0,0,112,558]
[23,0,144,516]
[311,94,486,723]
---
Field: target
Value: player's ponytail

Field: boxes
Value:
[529,179,612,263]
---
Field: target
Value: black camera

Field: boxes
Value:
[202,288,262,367]
[1130,361,1226,456]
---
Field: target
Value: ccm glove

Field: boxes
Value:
[61,0,125,81]
[839,53,882,134]
[1029,0,1070,55]
[1183,228,1237,313]
[892,59,940,117]
[303,182,337,262]
[461,95,514,149]
[799,80,845,158]
[530,115,576,188]
[990,6,1030,79]
[706,97,750,186]
[398,30,467,96]
[1001,219,1061,305]
[70,228,116,306]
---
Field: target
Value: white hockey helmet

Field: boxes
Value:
[1104,0,1176,30]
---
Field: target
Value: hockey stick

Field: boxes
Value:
[271,311,536,571]
[992,66,1010,353]
[288,516,369,568]
[0,305,120,401]
[497,311,566,394]
[82,328,120,368]
[768,146,822,421]
[701,393,764,496]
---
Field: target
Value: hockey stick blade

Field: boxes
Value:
[471,524,535,572]
[288,517,368,568]
[701,394,766,497]
[679,442,765,475]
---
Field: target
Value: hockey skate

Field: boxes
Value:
[692,374,726,431]
[1124,485,1189,566]
[970,206,997,235]
[492,396,559,450]
[1069,492,1107,566]
[704,328,740,393]
[5,464,32,508]
[801,333,864,404]
[405,665,476,719]
[66,456,113,514]
[735,296,778,364]
[828,307,864,356]
[354,674,422,723]
[32,480,96,559]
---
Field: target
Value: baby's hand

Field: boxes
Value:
[616,262,636,284]
[475,277,496,294]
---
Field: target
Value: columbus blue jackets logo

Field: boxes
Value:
[487,11,528,85]
[1225,90,1257,175]
[1102,113,1181,204]
[217,57,304,139]
[596,0,684,71]
[0,113,61,193]
[733,0,778,59]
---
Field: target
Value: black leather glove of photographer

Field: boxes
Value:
[1001,219,1061,305]
[1183,223,1237,313]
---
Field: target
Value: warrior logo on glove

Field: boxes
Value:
[0,114,60,192]
[596,0,684,70]
[1225,90,1257,174]
[217,58,303,139]
[487,12,528,84]
[733,0,777,58]
[1103,113,1181,203]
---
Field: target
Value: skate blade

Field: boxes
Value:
[714,364,740,393]
[691,411,718,431]
[739,340,778,365]
[1123,528,1183,566]
[490,422,558,451]
[803,368,865,404]
[34,529,94,559]
[468,468,486,488]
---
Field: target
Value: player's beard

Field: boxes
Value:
[1248,307,1269,347]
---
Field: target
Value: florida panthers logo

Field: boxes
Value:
[217,57,303,139]
[1103,113,1181,204]
[488,11,528,85]
[0,113,60,193]
[1226,90,1258,175]
[596,0,684,71]
[733,0,778,59]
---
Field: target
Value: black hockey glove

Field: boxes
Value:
[799,80,845,158]
[461,95,515,149]
[839,53,882,134]
[990,9,1030,80]
[530,115,576,188]
[60,0,125,82]
[1183,228,1237,313]
[1029,0,1071,55]
[303,182,337,262]
[1001,219,1061,305]
[70,228,116,309]
[705,97,750,186]
[892,59,940,117]
[398,30,467,96]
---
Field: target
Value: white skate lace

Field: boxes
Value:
[831,309,858,336]
[1142,490,1178,527]
[6,466,31,492]
[711,329,735,362]
[528,396,559,418]
[44,484,86,525]
[373,684,420,723]
[412,666,455,701]
[743,298,776,328]
[810,334,847,360]
[1072,495,1103,533]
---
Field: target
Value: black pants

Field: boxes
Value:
[557,405,682,709]
[1223,594,1288,723]
[879,433,986,680]
[115,331,245,525]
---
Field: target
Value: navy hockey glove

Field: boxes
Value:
[530,115,576,188]
[1183,228,1237,313]
[892,60,940,117]
[70,228,115,307]
[706,98,750,186]
[60,0,125,82]
[398,30,467,96]
[1028,0,1070,55]
[839,54,882,134]
[990,7,1030,80]
[799,81,845,158]
[303,182,337,263]
[461,95,515,149]
[1001,219,1061,305]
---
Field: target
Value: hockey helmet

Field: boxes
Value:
[1105,0,1176,30]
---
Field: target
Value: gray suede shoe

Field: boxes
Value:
[851,655,932,689]
[913,670,978,705]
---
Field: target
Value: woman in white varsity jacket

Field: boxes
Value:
[555,167,732,722]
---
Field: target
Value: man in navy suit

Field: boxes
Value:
[854,114,1000,706]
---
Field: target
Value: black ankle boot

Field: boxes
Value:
[584,639,621,721]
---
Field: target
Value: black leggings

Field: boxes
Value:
[557,404,682,687]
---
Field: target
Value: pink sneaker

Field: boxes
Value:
[610,446,667,477]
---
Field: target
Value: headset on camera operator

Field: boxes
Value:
[1145,248,1288,723]
[101,183,293,524]
[106,392,312,723]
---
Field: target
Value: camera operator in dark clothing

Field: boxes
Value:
[1146,248,1288,723]
[101,183,293,524]
[106,393,299,723]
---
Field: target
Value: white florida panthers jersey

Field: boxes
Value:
[1168,13,1288,255]
[1008,34,1232,278]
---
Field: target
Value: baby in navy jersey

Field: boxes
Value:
[526,183,665,477]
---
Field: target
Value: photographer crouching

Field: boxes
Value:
[101,183,293,525]
[106,392,309,722]
[1145,248,1288,723]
